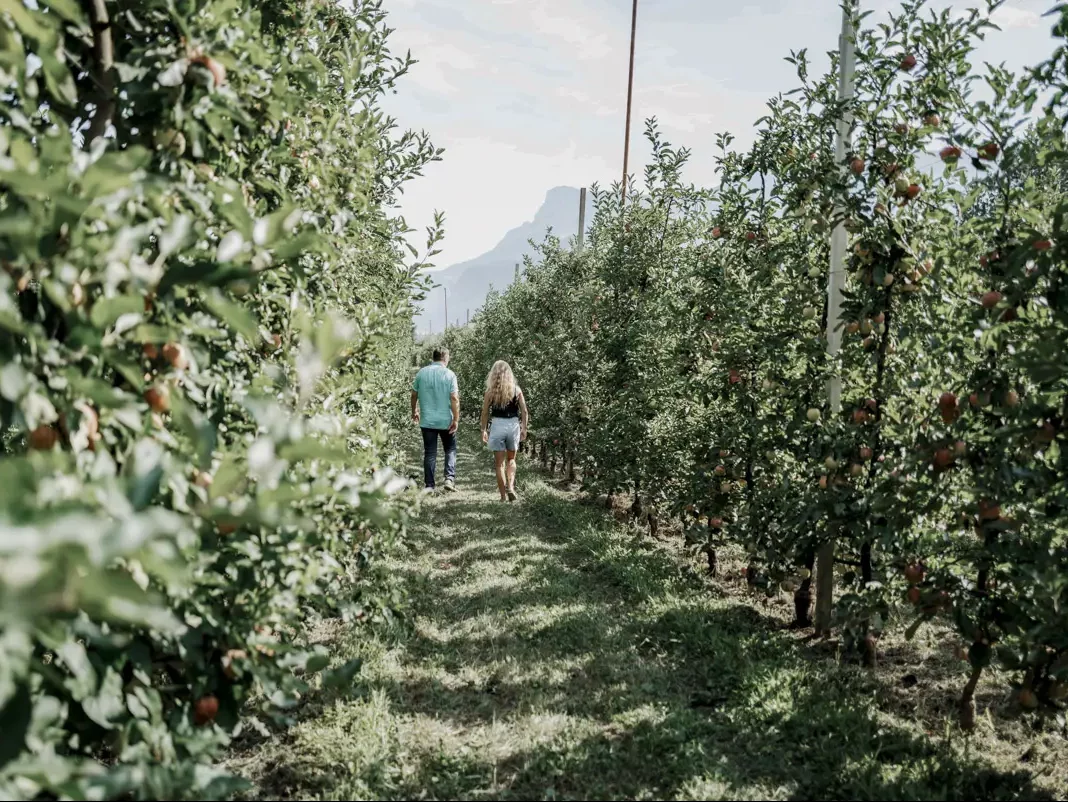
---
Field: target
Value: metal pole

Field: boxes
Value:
[815,0,858,638]
[577,187,587,252]
[621,0,638,209]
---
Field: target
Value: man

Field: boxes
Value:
[411,346,460,492]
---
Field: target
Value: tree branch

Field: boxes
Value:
[85,0,115,146]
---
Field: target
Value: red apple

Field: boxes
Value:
[859,446,873,460]
[939,145,962,161]
[850,157,866,174]
[933,448,954,469]
[907,586,922,604]
[906,183,922,200]
[979,142,1000,160]
[900,53,917,71]
[1034,239,1053,251]
[194,695,219,725]
[980,290,1003,309]
[746,231,757,242]
[904,563,925,585]
[144,385,170,413]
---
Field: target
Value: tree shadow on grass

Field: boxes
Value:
[242,433,1060,801]
[354,481,1056,801]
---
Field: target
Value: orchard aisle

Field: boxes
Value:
[236,432,1061,801]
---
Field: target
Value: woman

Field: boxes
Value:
[480,360,529,502]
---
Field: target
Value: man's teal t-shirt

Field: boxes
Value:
[413,362,458,430]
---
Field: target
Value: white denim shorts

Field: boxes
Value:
[488,417,521,452]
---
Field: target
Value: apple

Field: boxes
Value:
[924,112,942,127]
[850,463,863,477]
[872,312,885,325]
[978,500,1000,521]
[729,369,742,384]
[145,385,170,413]
[938,391,957,409]
[28,424,60,451]
[222,649,247,681]
[825,456,838,471]
[980,290,1003,309]
[893,122,909,135]
[162,342,188,370]
[883,273,895,287]
[853,409,871,424]
[939,145,962,161]
[900,53,917,71]
[862,336,876,349]
[803,306,817,319]
[894,177,910,196]
[807,408,821,422]
[1017,688,1039,710]
[846,321,860,334]
[818,475,829,490]
[712,226,722,238]
[808,266,822,278]
[746,231,757,242]
[714,465,726,476]
[720,481,733,493]
[969,393,980,406]
[933,448,954,469]
[979,142,1000,160]
[907,586,922,605]
[859,446,873,460]
[193,470,213,488]
[860,320,873,335]
[1004,389,1019,407]
[194,695,220,725]
[850,157,866,174]
[143,343,159,360]
[904,562,925,584]
[1034,239,1053,251]
[906,183,922,200]
[709,517,723,529]
[192,54,227,87]
[954,440,967,456]
[218,522,238,535]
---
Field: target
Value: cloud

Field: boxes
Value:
[991,5,1042,30]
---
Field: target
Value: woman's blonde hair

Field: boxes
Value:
[485,360,517,408]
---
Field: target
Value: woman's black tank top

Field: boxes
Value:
[491,391,520,418]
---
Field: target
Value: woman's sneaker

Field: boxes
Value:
[444,478,457,493]
[507,488,518,502]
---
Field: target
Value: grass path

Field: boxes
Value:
[233,433,1064,801]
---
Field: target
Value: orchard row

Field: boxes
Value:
[447,1,1068,728]
[0,1,438,798]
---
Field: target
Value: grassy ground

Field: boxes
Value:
[230,431,1067,801]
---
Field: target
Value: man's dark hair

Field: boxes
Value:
[433,346,449,362]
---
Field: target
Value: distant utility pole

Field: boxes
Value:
[514,263,520,282]
[577,187,587,252]
[443,287,448,332]
[621,0,638,209]
[466,309,470,325]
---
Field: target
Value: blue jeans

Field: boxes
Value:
[421,427,456,488]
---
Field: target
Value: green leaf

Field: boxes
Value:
[90,295,145,329]
[202,290,260,343]
[82,668,125,730]
[322,658,362,690]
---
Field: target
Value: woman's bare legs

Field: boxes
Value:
[506,450,518,498]
[493,451,508,500]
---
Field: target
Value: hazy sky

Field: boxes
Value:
[379,1,1054,268]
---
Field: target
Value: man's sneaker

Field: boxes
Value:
[444,478,457,493]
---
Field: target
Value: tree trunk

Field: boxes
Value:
[959,665,982,730]
[793,549,816,628]
[813,539,835,636]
